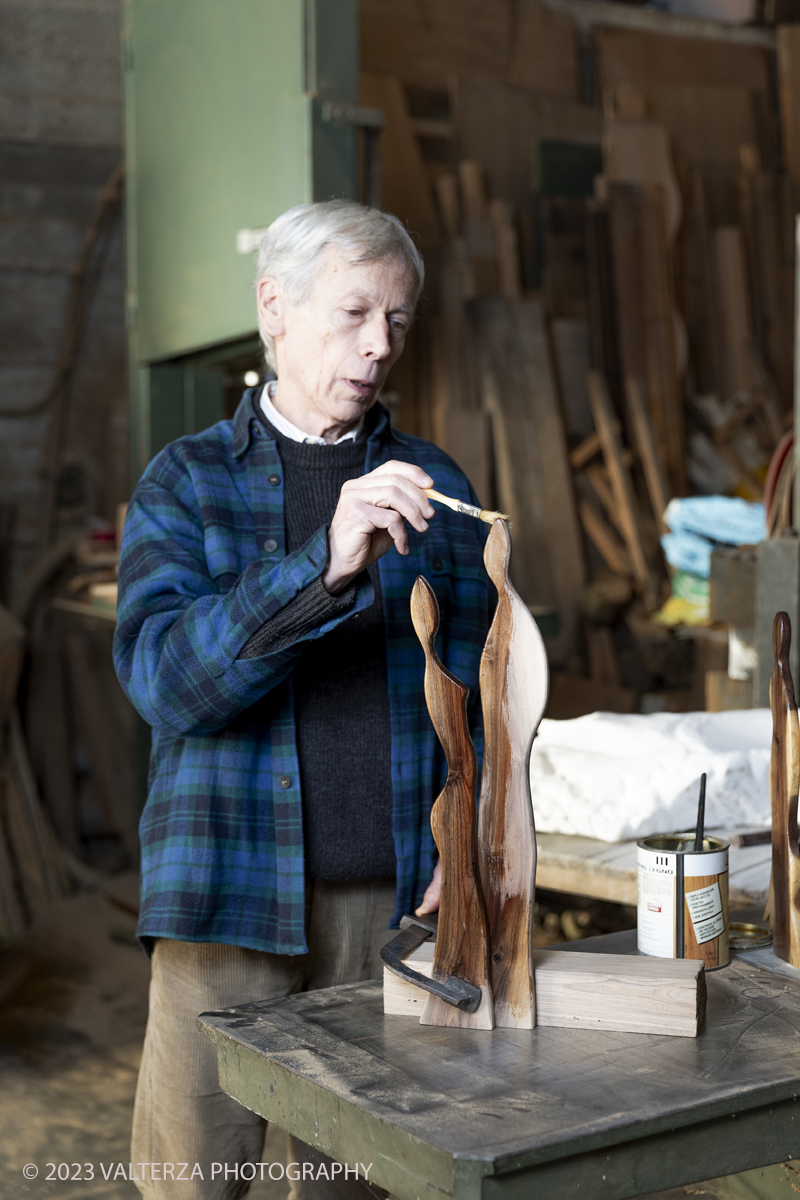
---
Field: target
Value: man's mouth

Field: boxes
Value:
[346,378,377,398]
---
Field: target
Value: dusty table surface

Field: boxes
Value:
[199,934,800,1200]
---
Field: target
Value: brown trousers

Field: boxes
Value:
[131,879,397,1199]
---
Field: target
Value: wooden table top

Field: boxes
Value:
[536,829,771,907]
[200,931,800,1200]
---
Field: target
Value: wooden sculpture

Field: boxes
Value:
[765,611,800,966]
[478,519,549,1028]
[410,577,494,1029]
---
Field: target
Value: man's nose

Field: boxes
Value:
[360,314,392,360]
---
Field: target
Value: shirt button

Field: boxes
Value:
[268,474,281,487]
[432,558,444,571]
[278,775,292,789]
[263,538,278,553]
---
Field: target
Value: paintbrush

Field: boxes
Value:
[425,489,511,527]
[694,773,707,853]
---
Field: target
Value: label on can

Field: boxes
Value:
[685,882,725,944]
[637,852,676,957]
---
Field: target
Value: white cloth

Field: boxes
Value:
[529,709,772,842]
[260,381,364,445]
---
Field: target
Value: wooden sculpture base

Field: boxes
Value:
[384,944,706,1038]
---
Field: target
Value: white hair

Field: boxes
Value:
[255,200,425,371]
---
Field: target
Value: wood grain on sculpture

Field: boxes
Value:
[478,519,548,1028]
[410,576,494,1030]
[765,611,800,967]
[388,516,706,1037]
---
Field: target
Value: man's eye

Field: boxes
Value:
[346,308,364,318]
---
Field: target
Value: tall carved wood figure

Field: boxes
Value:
[478,520,549,1028]
[410,576,494,1030]
[765,611,800,966]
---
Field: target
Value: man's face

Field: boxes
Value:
[260,247,417,438]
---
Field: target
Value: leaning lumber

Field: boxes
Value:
[471,296,585,662]
[384,943,706,1038]
[588,371,657,611]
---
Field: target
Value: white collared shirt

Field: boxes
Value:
[260,381,363,445]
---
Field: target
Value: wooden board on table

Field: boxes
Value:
[384,942,706,1037]
[470,295,585,662]
[359,73,440,250]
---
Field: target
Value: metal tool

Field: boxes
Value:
[380,914,483,1013]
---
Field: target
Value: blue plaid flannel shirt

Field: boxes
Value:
[113,389,491,954]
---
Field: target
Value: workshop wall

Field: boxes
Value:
[0,0,127,598]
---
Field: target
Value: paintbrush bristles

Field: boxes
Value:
[424,488,511,527]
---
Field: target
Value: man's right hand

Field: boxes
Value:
[322,460,435,594]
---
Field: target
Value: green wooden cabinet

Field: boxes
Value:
[124,0,359,477]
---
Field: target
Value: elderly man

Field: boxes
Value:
[114,200,490,1198]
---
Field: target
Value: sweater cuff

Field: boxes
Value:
[238,576,357,660]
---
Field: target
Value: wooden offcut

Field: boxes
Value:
[384,944,706,1038]
[478,521,546,1029]
[764,611,800,969]
[410,577,494,1030]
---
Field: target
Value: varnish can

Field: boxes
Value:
[637,834,730,969]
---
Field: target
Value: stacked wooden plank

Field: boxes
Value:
[360,1,794,708]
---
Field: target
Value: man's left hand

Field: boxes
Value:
[415,861,441,915]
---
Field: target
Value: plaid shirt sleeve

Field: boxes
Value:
[114,441,375,738]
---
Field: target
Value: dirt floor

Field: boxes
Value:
[0,878,287,1200]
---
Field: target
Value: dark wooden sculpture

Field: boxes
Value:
[765,611,800,967]
[410,576,494,1030]
[478,520,549,1028]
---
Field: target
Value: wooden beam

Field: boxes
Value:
[587,370,657,610]
[626,376,671,535]
[578,498,631,578]
[585,462,624,537]
[385,943,706,1037]
[570,431,602,470]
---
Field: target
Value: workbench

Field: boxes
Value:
[536,830,771,908]
[199,929,800,1200]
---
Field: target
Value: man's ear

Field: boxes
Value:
[257,277,286,338]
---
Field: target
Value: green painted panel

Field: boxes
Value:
[127,0,311,363]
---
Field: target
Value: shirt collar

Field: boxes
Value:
[260,380,364,446]
[231,387,400,459]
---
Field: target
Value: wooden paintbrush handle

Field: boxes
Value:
[410,576,494,1030]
